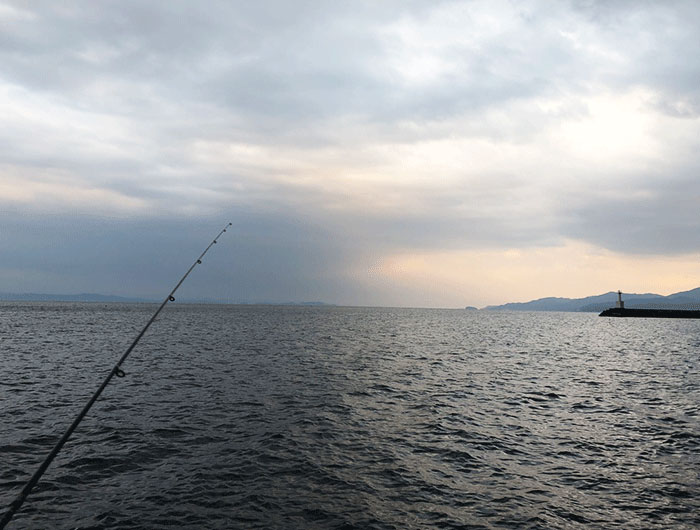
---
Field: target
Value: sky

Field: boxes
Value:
[1,0,700,308]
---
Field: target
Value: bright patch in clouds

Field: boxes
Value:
[558,90,658,164]
[369,242,700,308]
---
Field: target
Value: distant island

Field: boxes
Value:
[483,287,700,312]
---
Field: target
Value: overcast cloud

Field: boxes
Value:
[1,1,700,306]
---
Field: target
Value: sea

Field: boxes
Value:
[1,302,698,529]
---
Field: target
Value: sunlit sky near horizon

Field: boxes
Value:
[2,1,700,308]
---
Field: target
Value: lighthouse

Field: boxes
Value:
[616,290,624,309]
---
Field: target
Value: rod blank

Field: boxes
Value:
[0,222,232,529]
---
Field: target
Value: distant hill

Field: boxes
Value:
[0,292,334,306]
[484,287,700,312]
[0,292,153,303]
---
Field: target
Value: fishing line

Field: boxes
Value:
[0,222,232,529]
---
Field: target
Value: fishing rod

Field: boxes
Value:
[0,222,232,529]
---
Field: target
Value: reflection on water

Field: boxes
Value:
[1,303,699,529]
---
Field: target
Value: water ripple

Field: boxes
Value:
[1,303,699,528]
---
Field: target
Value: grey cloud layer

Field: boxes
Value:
[7,1,696,132]
[2,0,700,302]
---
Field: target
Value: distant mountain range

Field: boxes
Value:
[0,292,332,306]
[0,292,153,303]
[484,287,700,312]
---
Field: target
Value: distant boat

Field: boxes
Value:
[599,291,700,319]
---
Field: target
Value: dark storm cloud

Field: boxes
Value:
[564,173,700,255]
[0,208,354,303]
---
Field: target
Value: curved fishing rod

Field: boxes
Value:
[0,222,232,529]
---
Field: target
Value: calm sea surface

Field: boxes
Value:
[1,303,698,529]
